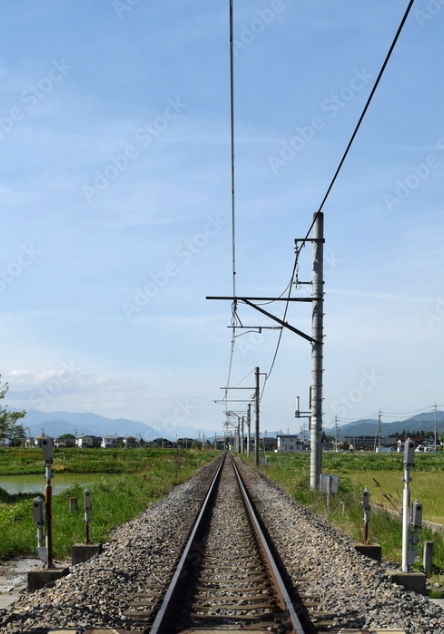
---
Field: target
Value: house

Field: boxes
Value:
[177,437,195,448]
[123,436,139,448]
[275,434,306,453]
[151,438,174,448]
[76,435,101,448]
[54,436,76,448]
[26,435,47,448]
[101,435,124,448]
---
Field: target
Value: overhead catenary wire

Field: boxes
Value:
[223,0,237,407]
[300,0,417,255]
[221,0,418,421]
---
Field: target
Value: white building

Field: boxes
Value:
[275,434,306,453]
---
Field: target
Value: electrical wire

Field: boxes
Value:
[298,0,417,257]
[223,0,237,407]
[257,0,417,400]
[222,0,417,419]
[317,0,417,215]
[260,250,300,399]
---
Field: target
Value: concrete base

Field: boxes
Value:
[72,543,102,565]
[353,542,382,562]
[387,570,426,595]
[27,567,69,592]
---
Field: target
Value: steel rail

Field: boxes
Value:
[149,453,226,634]
[232,460,306,634]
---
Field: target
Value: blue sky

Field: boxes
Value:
[1,0,444,437]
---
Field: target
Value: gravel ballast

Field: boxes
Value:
[1,454,443,633]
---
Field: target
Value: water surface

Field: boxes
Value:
[0,473,111,495]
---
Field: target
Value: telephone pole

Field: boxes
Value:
[434,403,438,451]
[310,211,324,490]
[334,416,339,451]
[255,366,260,466]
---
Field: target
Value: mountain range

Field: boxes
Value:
[16,409,444,442]
[324,411,444,439]
[20,409,219,442]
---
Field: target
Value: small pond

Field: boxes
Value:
[0,473,113,496]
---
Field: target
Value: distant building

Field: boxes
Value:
[275,435,306,453]
[344,436,395,451]
[151,438,174,448]
[100,435,124,448]
[123,436,139,448]
[76,435,101,448]
[177,437,195,448]
[54,436,76,448]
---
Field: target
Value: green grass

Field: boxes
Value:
[0,447,201,475]
[251,451,444,584]
[0,448,218,559]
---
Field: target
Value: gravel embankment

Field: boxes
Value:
[1,455,443,634]
[236,458,444,634]
[0,459,219,633]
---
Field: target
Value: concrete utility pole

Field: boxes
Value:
[310,212,324,490]
[255,366,260,466]
[374,410,382,452]
[433,403,438,451]
[334,416,339,451]
[247,403,251,458]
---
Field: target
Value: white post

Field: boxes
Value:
[402,438,415,571]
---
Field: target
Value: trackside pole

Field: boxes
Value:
[310,212,324,490]
[401,438,423,572]
[42,437,54,569]
[84,489,91,544]
[255,366,260,466]
[362,488,370,544]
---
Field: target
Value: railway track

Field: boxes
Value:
[122,453,309,634]
[5,452,433,632]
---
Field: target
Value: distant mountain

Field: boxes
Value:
[324,412,444,439]
[22,409,162,440]
[20,409,220,442]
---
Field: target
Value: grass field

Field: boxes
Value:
[0,448,218,559]
[252,451,444,586]
[2,447,444,588]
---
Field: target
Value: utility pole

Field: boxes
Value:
[374,410,382,452]
[434,403,438,451]
[241,416,245,453]
[255,366,260,466]
[247,403,251,458]
[310,211,324,490]
[334,416,339,451]
[207,213,324,481]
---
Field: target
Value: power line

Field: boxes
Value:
[224,0,237,407]
[317,0,416,215]
[297,0,417,258]
[220,0,417,422]
[261,251,300,399]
